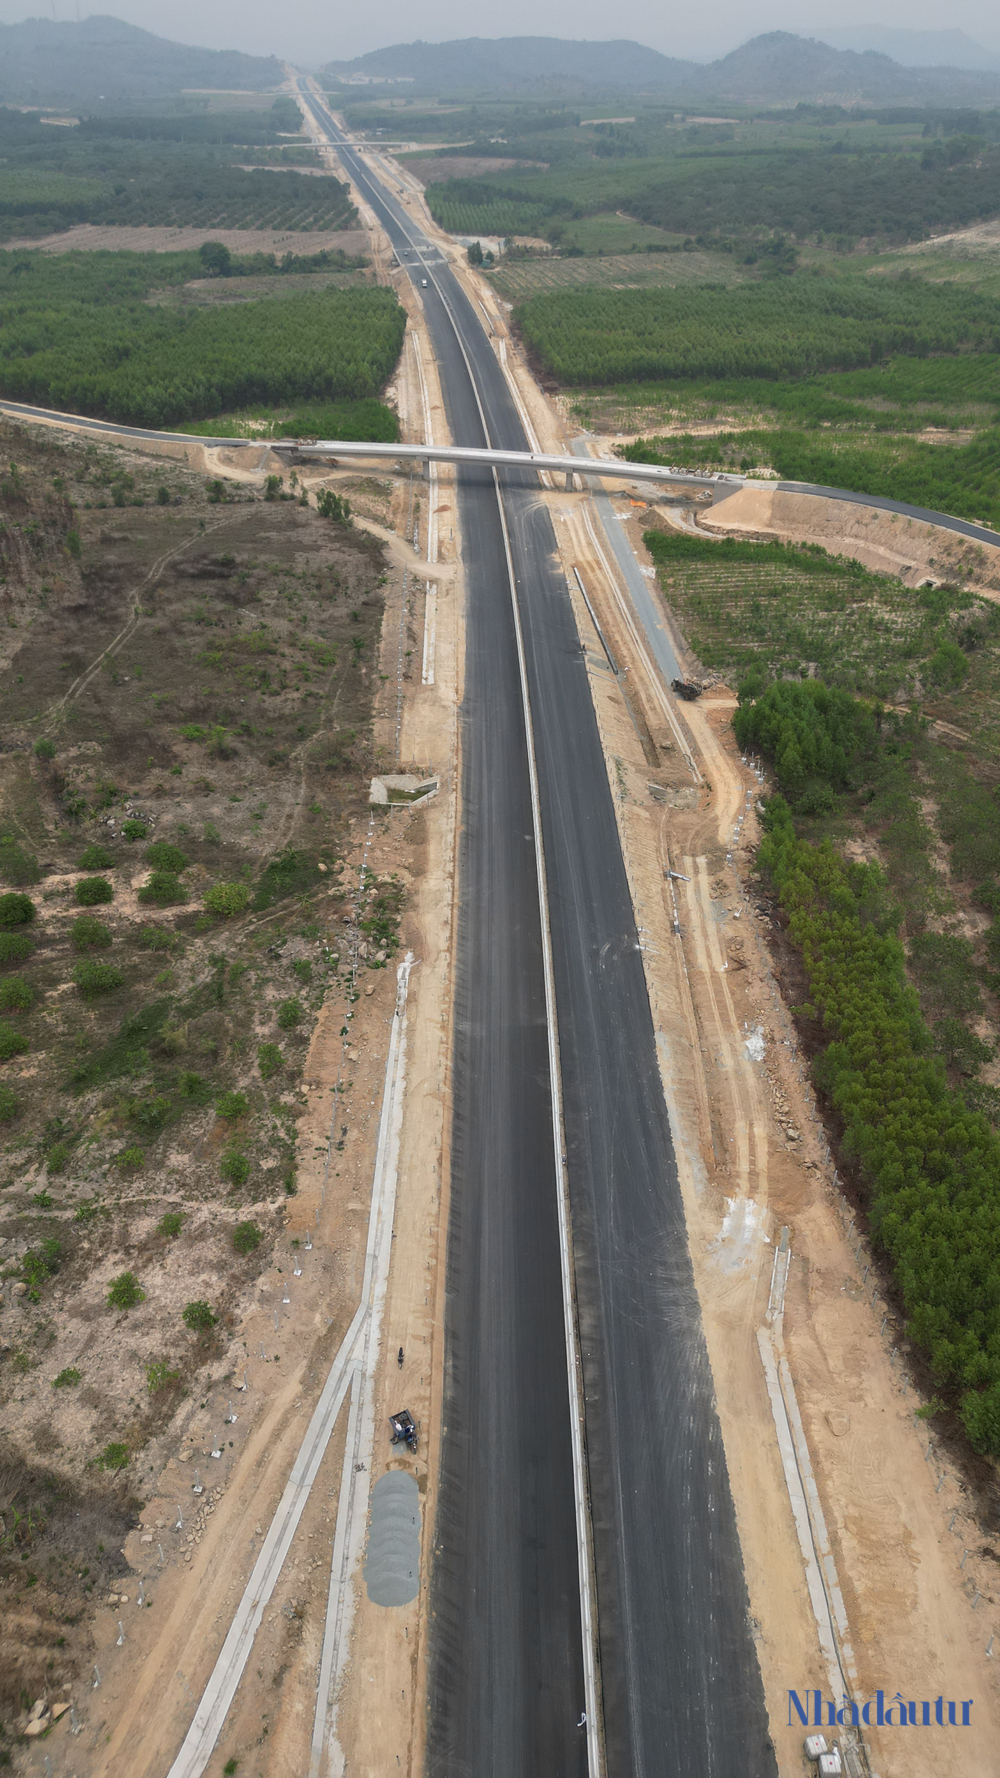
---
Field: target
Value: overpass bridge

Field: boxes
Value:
[271,437,747,500]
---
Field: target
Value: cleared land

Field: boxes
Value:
[0,416,405,1716]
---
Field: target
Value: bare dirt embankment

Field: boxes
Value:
[702,483,1000,593]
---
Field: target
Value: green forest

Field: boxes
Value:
[515,276,1000,386]
[729,679,1000,1457]
[0,253,405,428]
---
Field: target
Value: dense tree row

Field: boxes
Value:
[516,276,1000,387]
[0,256,405,428]
[758,788,1000,1455]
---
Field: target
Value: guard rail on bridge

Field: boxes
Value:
[271,438,749,500]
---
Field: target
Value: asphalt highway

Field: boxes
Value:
[303,83,777,1778]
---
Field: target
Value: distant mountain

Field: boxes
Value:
[323,36,698,97]
[0,15,282,110]
[324,31,1000,107]
[705,32,1000,104]
[816,26,1000,73]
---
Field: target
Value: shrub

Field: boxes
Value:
[33,739,56,762]
[23,1237,61,1299]
[0,1083,19,1121]
[0,892,35,927]
[78,843,115,870]
[46,1139,71,1173]
[232,1220,261,1255]
[0,1021,29,1061]
[158,1210,184,1237]
[130,1093,170,1130]
[52,1367,81,1388]
[71,914,112,951]
[205,882,250,918]
[75,875,113,906]
[177,1069,209,1101]
[146,1360,179,1393]
[0,837,40,884]
[73,959,124,995]
[0,931,32,964]
[145,842,188,872]
[216,1090,248,1120]
[97,1442,129,1471]
[283,1164,297,1195]
[220,1146,250,1186]
[121,818,147,841]
[277,996,303,1029]
[254,848,323,910]
[182,1299,217,1332]
[138,924,178,950]
[257,1041,283,1080]
[0,978,33,1012]
[106,1271,145,1310]
[138,871,188,906]
[115,1144,145,1172]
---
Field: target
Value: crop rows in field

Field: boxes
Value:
[515,277,1000,387]
[426,195,548,235]
[653,553,940,697]
[486,250,742,301]
[0,167,357,240]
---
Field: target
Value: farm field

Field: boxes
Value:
[486,248,742,302]
[641,529,986,699]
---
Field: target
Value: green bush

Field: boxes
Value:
[232,1220,261,1255]
[97,1442,129,1471]
[182,1299,217,1332]
[71,914,112,951]
[177,1069,209,1101]
[73,959,124,996]
[0,1083,19,1121]
[0,978,33,1012]
[216,1090,248,1121]
[52,1367,81,1388]
[0,931,32,964]
[257,1041,283,1080]
[78,843,115,870]
[46,1139,71,1173]
[115,1144,145,1172]
[277,996,302,1029]
[138,870,188,906]
[254,848,324,910]
[0,892,35,927]
[0,1021,29,1061]
[220,1146,250,1186]
[158,1210,184,1237]
[106,1271,145,1310]
[23,1236,61,1299]
[75,875,113,906]
[146,1360,179,1392]
[0,837,40,885]
[145,841,189,872]
[205,882,250,917]
[33,738,56,762]
[129,1092,170,1130]
[138,925,178,950]
[121,818,147,841]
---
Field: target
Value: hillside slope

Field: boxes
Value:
[0,15,282,109]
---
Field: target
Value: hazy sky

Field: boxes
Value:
[2,2,998,70]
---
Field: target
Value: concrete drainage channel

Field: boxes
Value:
[759,1231,874,1778]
